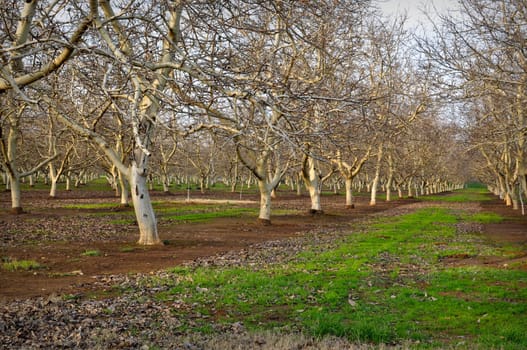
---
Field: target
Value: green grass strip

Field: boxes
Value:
[420,187,492,203]
[141,203,527,348]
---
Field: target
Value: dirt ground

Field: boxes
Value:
[1,188,526,302]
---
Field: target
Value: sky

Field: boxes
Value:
[377,0,458,30]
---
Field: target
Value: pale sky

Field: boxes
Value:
[377,0,458,29]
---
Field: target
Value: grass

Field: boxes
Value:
[67,200,301,225]
[2,258,43,271]
[462,211,504,224]
[81,249,101,257]
[120,246,137,252]
[63,202,125,210]
[420,187,492,203]
[136,189,527,349]
[155,203,259,222]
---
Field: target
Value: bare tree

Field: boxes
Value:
[419,0,527,207]
[0,1,96,212]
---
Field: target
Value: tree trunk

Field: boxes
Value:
[308,184,322,212]
[302,157,323,213]
[370,178,379,206]
[131,165,161,245]
[65,175,71,191]
[118,170,129,206]
[520,173,527,201]
[161,172,170,193]
[345,178,355,209]
[231,163,238,193]
[258,179,272,225]
[162,180,169,193]
[200,176,206,194]
[385,172,393,202]
[370,145,383,206]
[5,113,23,213]
[407,181,414,198]
[288,176,295,191]
[49,164,58,198]
[50,178,58,198]
[296,173,302,196]
[511,184,519,210]
[497,175,506,199]
[8,172,23,214]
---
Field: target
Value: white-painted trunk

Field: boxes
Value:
[50,179,58,198]
[6,115,21,211]
[246,175,252,189]
[497,177,505,199]
[303,159,322,212]
[200,177,206,194]
[48,163,60,198]
[345,178,355,208]
[370,178,379,206]
[297,179,302,196]
[308,184,322,212]
[385,174,393,202]
[118,171,129,206]
[231,165,238,193]
[258,180,272,223]
[131,165,160,245]
[110,167,119,193]
[511,185,519,210]
[9,173,22,213]
[520,174,527,200]
[370,145,383,206]
[385,154,394,202]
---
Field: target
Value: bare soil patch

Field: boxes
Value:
[441,196,527,269]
